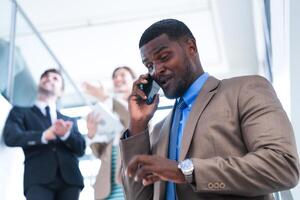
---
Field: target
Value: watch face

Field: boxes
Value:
[180,159,194,174]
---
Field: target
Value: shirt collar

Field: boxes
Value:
[35,100,57,113]
[180,72,209,108]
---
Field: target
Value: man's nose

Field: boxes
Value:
[152,62,165,76]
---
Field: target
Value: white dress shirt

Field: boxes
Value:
[35,100,71,144]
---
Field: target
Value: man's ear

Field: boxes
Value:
[186,38,198,56]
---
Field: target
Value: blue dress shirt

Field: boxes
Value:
[166,72,209,200]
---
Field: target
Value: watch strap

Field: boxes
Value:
[185,173,194,183]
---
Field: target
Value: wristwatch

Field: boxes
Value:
[178,159,194,183]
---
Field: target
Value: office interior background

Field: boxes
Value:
[0,0,299,199]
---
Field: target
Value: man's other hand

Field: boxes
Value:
[126,155,186,186]
[44,126,57,141]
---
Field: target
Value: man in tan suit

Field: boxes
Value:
[119,19,300,200]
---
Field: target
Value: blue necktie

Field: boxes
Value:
[45,106,52,126]
[166,98,186,200]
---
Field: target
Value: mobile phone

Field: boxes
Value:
[138,75,160,104]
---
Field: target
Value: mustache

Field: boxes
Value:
[156,75,172,85]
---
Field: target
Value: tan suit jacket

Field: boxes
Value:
[120,75,299,200]
[90,98,129,200]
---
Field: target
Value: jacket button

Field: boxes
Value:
[214,182,220,189]
[220,182,225,189]
[52,147,56,152]
[208,183,214,189]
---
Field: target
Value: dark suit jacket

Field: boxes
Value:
[3,105,85,194]
[120,75,299,200]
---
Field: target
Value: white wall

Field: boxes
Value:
[211,0,259,78]
[0,95,25,200]
[289,0,300,197]
[271,0,300,198]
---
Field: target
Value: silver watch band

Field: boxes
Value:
[185,172,194,183]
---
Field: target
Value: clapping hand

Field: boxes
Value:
[82,81,109,102]
[86,112,102,139]
[53,119,73,137]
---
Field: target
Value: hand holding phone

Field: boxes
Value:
[128,74,160,135]
[138,74,160,104]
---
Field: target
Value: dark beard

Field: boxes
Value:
[163,59,191,99]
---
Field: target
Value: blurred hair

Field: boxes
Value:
[40,68,65,90]
[112,66,136,80]
[139,18,195,48]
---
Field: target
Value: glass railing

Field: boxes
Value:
[0,1,174,200]
[0,1,94,199]
[0,0,12,101]
[0,0,88,109]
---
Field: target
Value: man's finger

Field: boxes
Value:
[142,175,161,186]
[56,119,64,124]
[134,164,157,182]
[127,155,155,178]
[131,74,150,100]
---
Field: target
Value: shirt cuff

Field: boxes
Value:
[60,130,71,141]
[122,128,148,139]
[123,130,130,139]
[41,131,49,144]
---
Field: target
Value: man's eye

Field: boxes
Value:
[160,55,168,61]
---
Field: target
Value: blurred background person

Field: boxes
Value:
[82,66,136,200]
[3,68,86,200]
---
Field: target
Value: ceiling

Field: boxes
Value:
[0,0,261,107]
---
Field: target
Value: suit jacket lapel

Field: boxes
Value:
[155,112,173,158]
[31,105,51,129]
[113,98,130,128]
[31,105,44,118]
[153,111,173,200]
[179,76,220,161]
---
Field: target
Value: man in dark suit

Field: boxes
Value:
[119,19,299,200]
[3,68,85,200]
